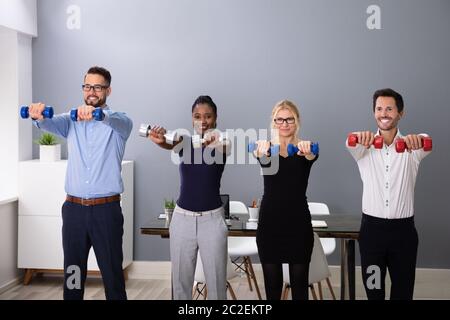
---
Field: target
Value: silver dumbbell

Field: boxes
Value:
[139,124,179,145]
[192,132,229,148]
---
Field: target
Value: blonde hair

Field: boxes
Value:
[270,100,301,145]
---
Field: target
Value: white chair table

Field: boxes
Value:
[282,232,336,300]
[308,202,336,256]
[227,200,262,300]
[192,251,238,300]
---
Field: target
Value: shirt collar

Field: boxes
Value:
[376,128,403,138]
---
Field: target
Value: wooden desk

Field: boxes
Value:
[141,214,360,300]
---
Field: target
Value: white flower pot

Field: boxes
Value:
[164,208,174,222]
[39,144,61,162]
[248,207,259,222]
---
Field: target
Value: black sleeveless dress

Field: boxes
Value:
[256,154,317,264]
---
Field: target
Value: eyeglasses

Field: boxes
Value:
[274,117,295,125]
[82,84,109,92]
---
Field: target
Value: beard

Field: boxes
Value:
[85,95,106,108]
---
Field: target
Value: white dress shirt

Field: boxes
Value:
[346,129,431,219]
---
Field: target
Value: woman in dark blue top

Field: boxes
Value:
[148,96,230,300]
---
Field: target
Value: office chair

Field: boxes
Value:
[282,232,336,300]
[192,251,238,300]
[227,200,262,300]
[308,202,336,256]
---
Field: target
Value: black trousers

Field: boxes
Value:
[62,200,127,300]
[359,213,418,300]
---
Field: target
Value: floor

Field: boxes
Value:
[1,266,449,300]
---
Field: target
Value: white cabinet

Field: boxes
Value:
[18,160,134,283]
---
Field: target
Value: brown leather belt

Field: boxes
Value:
[66,195,121,206]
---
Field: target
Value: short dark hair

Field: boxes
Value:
[373,88,404,113]
[191,95,217,116]
[85,66,112,86]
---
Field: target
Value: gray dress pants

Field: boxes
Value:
[169,205,228,300]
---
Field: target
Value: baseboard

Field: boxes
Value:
[0,277,22,295]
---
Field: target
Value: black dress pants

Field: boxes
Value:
[359,213,418,300]
[62,200,127,300]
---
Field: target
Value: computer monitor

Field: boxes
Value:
[220,194,230,219]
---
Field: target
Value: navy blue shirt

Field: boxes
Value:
[177,138,226,212]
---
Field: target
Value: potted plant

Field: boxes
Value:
[248,198,260,222]
[164,198,175,221]
[34,132,61,162]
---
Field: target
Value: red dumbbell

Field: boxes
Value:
[347,133,383,149]
[395,136,433,153]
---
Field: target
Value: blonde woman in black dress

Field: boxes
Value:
[254,100,318,300]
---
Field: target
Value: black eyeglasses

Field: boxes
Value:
[82,84,109,92]
[274,117,295,125]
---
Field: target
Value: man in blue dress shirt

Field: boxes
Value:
[28,66,133,300]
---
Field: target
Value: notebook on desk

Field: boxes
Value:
[312,220,327,228]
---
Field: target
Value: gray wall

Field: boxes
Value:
[0,201,21,289]
[32,0,450,268]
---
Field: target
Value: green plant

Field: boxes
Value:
[164,198,175,210]
[34,133,59,145]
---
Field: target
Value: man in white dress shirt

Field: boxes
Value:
[346,88,432,300]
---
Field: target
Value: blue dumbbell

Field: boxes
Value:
[20,106,54,119]
[70,108,104,121]
[287,143,319,157]
[248,142,280,156]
